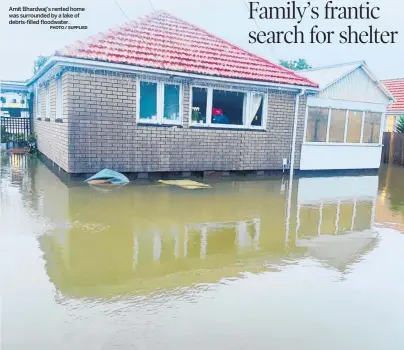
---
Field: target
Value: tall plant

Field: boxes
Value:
[396,116,404,133]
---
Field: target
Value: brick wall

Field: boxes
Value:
[33,74,69,172]
[34,69,308,174]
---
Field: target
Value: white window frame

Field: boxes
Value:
[45,84,51,120]
[56,78,63,119]
[304,105,384,146]
[189,85,268,130]
[136,80,183,126]
[36,86,41,118]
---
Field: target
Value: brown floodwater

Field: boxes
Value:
[1,153,404,350]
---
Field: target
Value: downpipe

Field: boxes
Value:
[285,89,305,246]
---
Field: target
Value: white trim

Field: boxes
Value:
[343,109,349,143]
[379,112,385,145]
[36,86,41,118]
[303,142,382,147]
[188,85,268,130]
[360,111,365,143]
[45,84,51,119]
[27,56,319,92]
[326,108,332,142]
[307,96,387,113]
[56,77,63,119]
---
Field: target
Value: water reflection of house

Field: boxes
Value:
[294,176,378,271]
[35,161,379,297]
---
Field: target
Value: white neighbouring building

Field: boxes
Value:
[299,61,395,171]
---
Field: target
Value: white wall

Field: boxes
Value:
[300,144,382,171]
[319,67,391,105]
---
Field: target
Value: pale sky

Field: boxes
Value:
[0,0,403,81]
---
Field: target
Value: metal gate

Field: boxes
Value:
[1,116,31,142]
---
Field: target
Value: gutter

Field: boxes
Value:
[27,56,320,93]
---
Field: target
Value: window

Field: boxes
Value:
[191,87,208,124]
[363,112,382,144]
[163,84,180,123]
[346,110,363,143]
[190,86,267,129]
[212,90,245,125]
[305,107,328,142]
[386,115,395,132]
[305,106,383,145]
[36,87,41,118]
[249,93,265,127]
[45,85,50,119]
[329,109,346,143]
[56,78,63,119]
[139,82,158,122]
[138,81,181,125]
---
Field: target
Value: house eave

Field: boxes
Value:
[27,56,319,93]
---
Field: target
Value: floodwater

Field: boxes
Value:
[1,154,404,350]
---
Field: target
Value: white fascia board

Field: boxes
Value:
[27,56,319,93]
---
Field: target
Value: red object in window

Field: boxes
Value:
[212,108,223,115]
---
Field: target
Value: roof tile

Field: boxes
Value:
[383,79,404,112]
[56,11,317,88]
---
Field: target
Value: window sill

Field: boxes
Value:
[303,142,382,147]
[138,123,183,128]
[190,124,266,132]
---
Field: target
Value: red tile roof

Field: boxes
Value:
[382,79,404,112]
[56,11,317,88]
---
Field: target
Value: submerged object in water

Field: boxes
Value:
[85,169,130,186]
[158,179,211,189]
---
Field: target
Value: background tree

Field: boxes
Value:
[33,56,49,74]
[279,58,311,71]
[396,116,404,133]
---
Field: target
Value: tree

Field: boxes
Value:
[279,58,311,71]
[33,56,49,74]
[396,116,404,133]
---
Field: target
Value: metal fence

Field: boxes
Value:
[1,116,31,141]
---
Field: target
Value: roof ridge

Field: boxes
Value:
[300,61,364,72]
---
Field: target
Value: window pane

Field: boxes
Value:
[212,90,245,125]
[329,109,346,143]
[346,110,362,143]
[305,107,328,142]
[139,82,157,121]
[250,93,265,127]
[363,112,381,144]
[163,84,180,122]
[191,87,207,124]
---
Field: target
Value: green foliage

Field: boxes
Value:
[279,58,312,71]
[1,125,11,143]
[33,56,49,74]
[396,116,404,133]
[27,133,37,143]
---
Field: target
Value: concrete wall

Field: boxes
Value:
[34,69,308,174]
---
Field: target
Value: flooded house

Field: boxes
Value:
[2,13,394,175]
[25,11,318,176]
[299,62,395,171]
[381,78,404,132]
